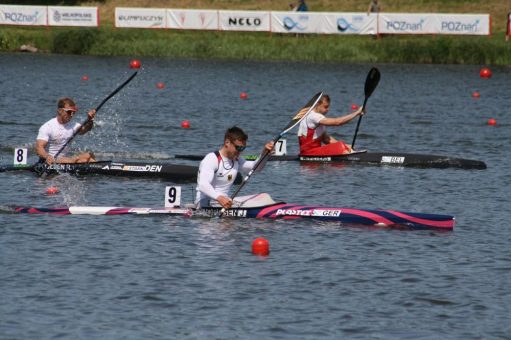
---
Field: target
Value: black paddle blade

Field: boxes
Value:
[352,67,381,149]
[282,92,323,135]
[364,68,381,101]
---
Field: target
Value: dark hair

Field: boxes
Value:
[224,126,248,142]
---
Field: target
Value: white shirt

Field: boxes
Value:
[36,117,80,157]
[297,110,326,140]
[195,152,256,207]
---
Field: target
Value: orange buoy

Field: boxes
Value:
[479,68,492,79]
[487,118,497,126]
[351,104,359,110]
[181,120,190,129]
[46,186,59,195]
[156,82,165,89]
[252,237,270,256]
[130,59,141,69]
[81,75,89,81]
[240,92,248,100]
[472,91,480,98]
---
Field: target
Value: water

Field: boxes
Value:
[1,53,510,339]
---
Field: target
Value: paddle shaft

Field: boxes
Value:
[351,96,369,149]
[52,71,138,160]
[219,92,324,216]
[351,68,380,150]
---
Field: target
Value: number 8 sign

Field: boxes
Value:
[14,148,28,166]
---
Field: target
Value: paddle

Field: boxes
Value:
[219,92,324,217]
[350,67,381,150]
[51,71,138,162]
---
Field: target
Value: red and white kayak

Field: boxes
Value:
[14,201,455,230]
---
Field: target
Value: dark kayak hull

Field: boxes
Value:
[175,151,486,170]
[1,160,200,182]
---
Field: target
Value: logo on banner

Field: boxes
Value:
[337,18,358,32]
[53,11,61,22]
[199,13,206,26]
[228,17,262,27]
[283,16,307,31]
[386,19,425,31]
[441,20,480,33]
[4,11,39,23]
[179,12,186,25]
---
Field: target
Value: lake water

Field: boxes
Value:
[1,53,510,339]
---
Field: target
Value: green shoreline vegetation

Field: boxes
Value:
[1,0,510,65]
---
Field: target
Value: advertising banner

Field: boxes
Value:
[167,9,218,30]
[322,12,377,35]
[48,6,98,27]
[378,13,435,34]
[0,5,46,26]
[436,14,490,35]
[218,10,270,32]
[115,7,166,28]
[271,11,323,34]
[379,13,490,35]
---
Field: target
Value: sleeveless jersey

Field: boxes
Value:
[37,117,81,157]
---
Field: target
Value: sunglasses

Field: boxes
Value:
[230,140,246,152]
[61,108,77,115]
[234,145,246,152]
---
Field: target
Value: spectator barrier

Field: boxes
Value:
[0,5,490,36]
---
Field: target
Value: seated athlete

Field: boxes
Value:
[195,126,274,209]
[297,94,364,156]
[36,97,96,164]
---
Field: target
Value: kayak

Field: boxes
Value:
[174,151,486,170]
[0,160,202,182]
[14,200,455,230]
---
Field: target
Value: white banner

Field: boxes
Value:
[0,5,46,26]
[322,12,377,35]
[115,7,166,28]
[219,10,270,32]
[379,13,435,34]
[167,9,218,30]
[379,13,490,35]
[48,6,98,27]
[271,11,325,34]
[437,14,490,35]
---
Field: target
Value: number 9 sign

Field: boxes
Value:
[165,186,182,208]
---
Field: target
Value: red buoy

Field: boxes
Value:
[487,118,497,126]
[181,120,190,129]
[240,92,248,100]
[46,186,59,195]
[351,104,359,110]
[472,91,480,98]
[81,75,89,81]
[130,59,141,69]
[252,237,270,256]
[479,68,492,79]
[156,82,165,89]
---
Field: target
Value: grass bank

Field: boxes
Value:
[1,0,510,65]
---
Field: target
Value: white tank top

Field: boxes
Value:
[195,151,255,207]
[36,117,81,156]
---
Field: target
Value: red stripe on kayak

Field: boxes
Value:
[387,210,454,229]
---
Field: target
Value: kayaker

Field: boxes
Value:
[35,97,96,164]
[297,94,364,156]
[195,126,274,209]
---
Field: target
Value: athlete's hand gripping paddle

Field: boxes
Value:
[219,92,324,217]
